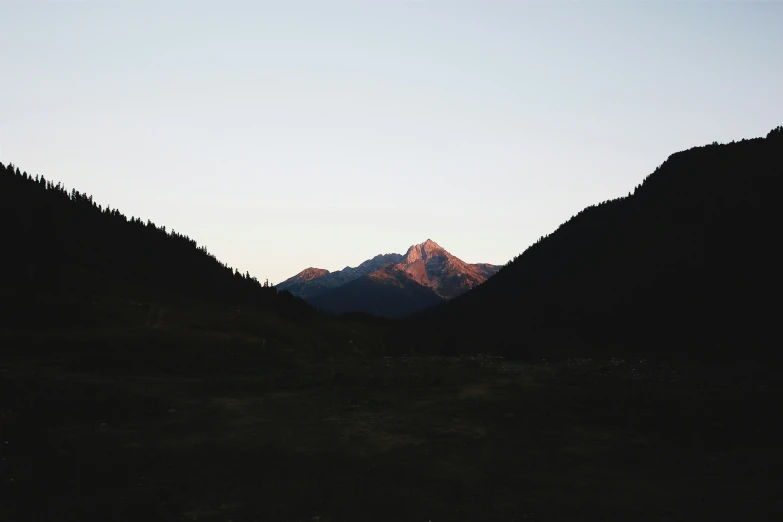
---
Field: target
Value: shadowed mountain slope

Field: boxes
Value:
[393,127,783,363]
[309,264,443,318]
[0,162,315,327]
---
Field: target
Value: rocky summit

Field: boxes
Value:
[278,240,500,316]
[388,239,501,299]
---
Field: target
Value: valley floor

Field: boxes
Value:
[2,322,782,521]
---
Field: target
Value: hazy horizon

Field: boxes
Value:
[2,1,781,284]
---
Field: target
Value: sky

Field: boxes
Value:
[1,1,781,285]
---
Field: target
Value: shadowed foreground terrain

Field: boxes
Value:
[2,296,782,522]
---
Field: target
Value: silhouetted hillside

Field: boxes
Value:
[0,162,314,327]
[394,127,783,363]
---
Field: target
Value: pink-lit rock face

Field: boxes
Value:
[280,239,499,301]
[278,240,499,315]
[383,239,500,299]
[296,267,330,282]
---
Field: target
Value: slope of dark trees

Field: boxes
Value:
[394,127,783,364]
[0,162,314,327]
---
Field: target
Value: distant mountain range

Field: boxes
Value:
[277,240,500,317]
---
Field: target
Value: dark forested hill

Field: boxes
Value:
[394,127,783,363]
[0,162,313,327]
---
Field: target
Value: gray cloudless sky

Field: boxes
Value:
[1,1,781,284]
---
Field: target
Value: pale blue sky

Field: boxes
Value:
[1,1,781,284]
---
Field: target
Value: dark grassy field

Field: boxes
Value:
[2,298,782,521]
